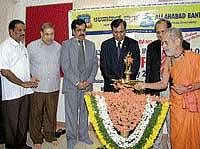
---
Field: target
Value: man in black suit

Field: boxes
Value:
[100,19,140,92]
[146,19,190,96]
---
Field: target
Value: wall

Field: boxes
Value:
[0,0,72,42]
[0,0,20,42]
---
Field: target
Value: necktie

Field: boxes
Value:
[160,46,166,78]
[117,41,121,59]
[78,40,85,72]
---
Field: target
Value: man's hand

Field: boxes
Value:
[134,82,146,90]
[113,83,125,90]
[30,76,39,82]
[77,81,90,90]
[21,76,39,88]
[171,84,192,95]
[1,69,39,88]
[77,82,84,90]
[82,81,90,89]
[21,81,38,88]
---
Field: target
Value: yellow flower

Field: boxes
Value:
[86,94,170,149]
[85,95,110,148]
[144,102,169,148]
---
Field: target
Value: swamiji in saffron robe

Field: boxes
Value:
[170,51,200,149]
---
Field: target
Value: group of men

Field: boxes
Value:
[0,16,199,149]
[0,18,97,149]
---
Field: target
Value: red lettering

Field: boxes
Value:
[140,56,146,68]
[139,39,153,45]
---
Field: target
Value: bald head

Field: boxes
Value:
[163,28,184,57]
[167,28,183,43]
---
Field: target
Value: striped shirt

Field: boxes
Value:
[27,39,61,93]
[0,37,33,101]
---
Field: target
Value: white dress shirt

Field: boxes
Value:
[0,37,33,101]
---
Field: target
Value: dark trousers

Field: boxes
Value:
[0,78,5,144]
[0,102,5,144]
[29,91,59,144]
[2,95,30,148]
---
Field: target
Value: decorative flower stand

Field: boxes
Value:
[84,89,169,149]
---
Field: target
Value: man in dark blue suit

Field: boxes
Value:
[100,19,140,92]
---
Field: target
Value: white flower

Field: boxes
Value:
[94,95,157,148]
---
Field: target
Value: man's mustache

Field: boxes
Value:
[79,34,85,37]
[20,34,25,37]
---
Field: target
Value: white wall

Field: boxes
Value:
[0,0,21,42]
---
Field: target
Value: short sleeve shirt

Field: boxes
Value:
[0,37,33,101]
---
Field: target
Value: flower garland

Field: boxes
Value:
[85,95,113,148]
[143,102,169,149]
[84,94,169,149]
[96,95,157,148]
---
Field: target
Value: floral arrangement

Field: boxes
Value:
[99,89,159,134]
[84,88,169,149]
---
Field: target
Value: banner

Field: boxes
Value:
[69,3,200,91]
[70,4,200,31]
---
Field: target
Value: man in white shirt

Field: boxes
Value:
[0,19,38,149]
[27,22,61,149]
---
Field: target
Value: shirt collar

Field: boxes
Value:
[8,37,23,47]
[76,38,85,45]
[115,39,124,48]
[39,38,46,46]
[39,38,54,47]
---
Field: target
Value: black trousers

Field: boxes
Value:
[0,79,5,144]
[2,95,30,148]
[0,102,5,144]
